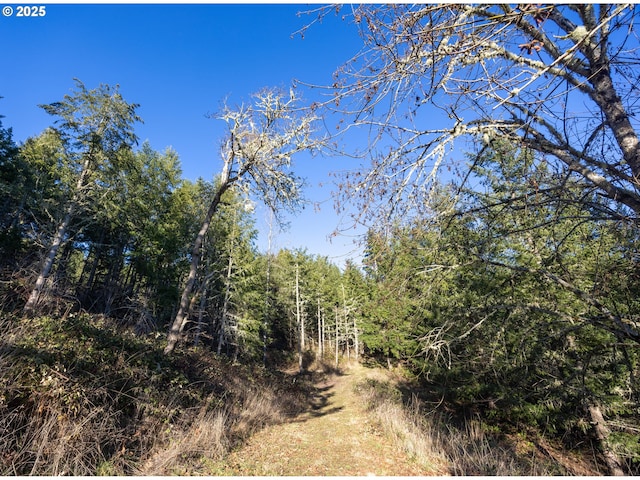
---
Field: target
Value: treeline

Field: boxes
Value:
[0,81,361,366]
[356,142,640,473]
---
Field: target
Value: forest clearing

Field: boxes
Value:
[2,4,640,476]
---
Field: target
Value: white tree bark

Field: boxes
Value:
[23,155,91,315]
[164,88,319,355]
[588,404,625,476]
[295,262,303,372]
[165,158,232,355]
[334,304,339,369]
[316,295,323,359]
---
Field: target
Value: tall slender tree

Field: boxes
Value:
[164,88,319,354]
[23,80,140,315]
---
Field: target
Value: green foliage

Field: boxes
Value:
[610,431,640,464]
[4,74,637,474]
[0,118,24,258]
[40,78,141,156]
[266,248,350,360]
[357,140,640,472]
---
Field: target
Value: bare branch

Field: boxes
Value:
[319,4,640,227]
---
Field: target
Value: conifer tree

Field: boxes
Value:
[23,80,140,315]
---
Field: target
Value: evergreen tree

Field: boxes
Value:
[357,141,640,470]
[164,88,319,354]
[0,115,26,259]
[23,80,141,315]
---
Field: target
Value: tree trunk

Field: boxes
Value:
[217,250,234,356]
[23,114,112,316]
[295,262,303,373]
[263,212,273,366]
[23,206,74,315]
[164,160,232,355]
[353,314,359,362]
[194,279,208,348]
[27,152,92,315]
[589,63,640,181]
[317,295,322,360]
[341,283,351,361]
[334,304,339,369]
[321,308,326,357]
[588,404,625,476]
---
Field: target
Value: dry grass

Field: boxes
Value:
[138,388,291,475]
[2,404,118,475]
[355,371,449,474]
[2,311,600,476]
[137,409,230,475]
[435,415,524,475]
[0,313,315,476]
[370,395,442,469]
[355,368,589,476]
[232,388,285,436]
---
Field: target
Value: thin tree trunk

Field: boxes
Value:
[54,239,74,292]
[104,243,125,315]
[353,314,359,362]
[263,210,273,366]
[588,404,625,476]
[341,283,351,361]
[194,280,208,348]
[165,210,213,355]
[296,262,303,373]
[84,238,102,296]
[165,160,232,355]
[217,250,234,356]
[321,309,325,357]
[24,135,95,316]
[334,304,339,369]
[23,206,74,315]
[317,295,322,360]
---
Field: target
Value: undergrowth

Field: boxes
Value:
[354,369,604,476]
[0,312,313,475]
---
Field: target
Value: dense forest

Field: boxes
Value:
[2,4,640,475]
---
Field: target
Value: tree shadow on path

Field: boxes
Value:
[290,366,347,421]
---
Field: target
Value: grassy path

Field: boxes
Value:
[207,365,439,476]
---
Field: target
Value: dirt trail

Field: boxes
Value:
[208,364,438,476]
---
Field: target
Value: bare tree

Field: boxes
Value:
[309,5,640,225]
[308,6,639,472]
[304,5,640,345]
[164,88,320,355]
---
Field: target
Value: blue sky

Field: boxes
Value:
[0,4,368,266]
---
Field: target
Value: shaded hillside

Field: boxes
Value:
[0,313,315,475]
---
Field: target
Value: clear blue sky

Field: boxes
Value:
[0,4,368,266]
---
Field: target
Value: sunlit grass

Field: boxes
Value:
[354,367,594,476]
